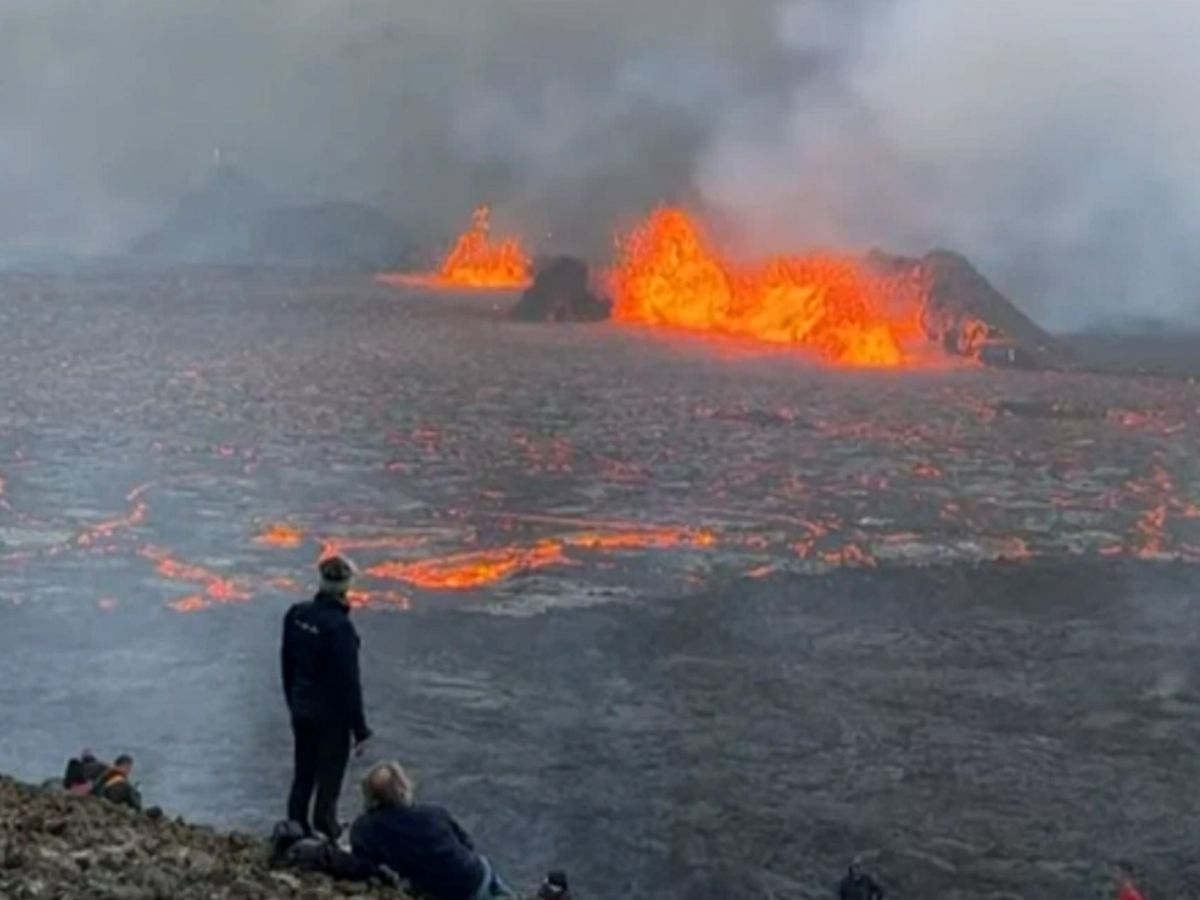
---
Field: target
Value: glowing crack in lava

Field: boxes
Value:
[367,541,566,590]
[254,523,304,548]
[365,527,717,591]
[610,209,928,367]
[378,206,531,291]
[140,546,251,612]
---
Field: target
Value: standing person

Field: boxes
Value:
[282,555,372,839]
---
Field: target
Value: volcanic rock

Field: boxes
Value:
[132,165,263,264]
[871,249,1067,368]
[0,776,406,900]
[133,165,409,270]
[510,256,610,323]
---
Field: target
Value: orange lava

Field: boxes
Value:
[380,207,531,291]
[76,483,152,546]
[141,545,251,609]
[610,208,928,367]
[365,525,717,591]
[563,528,717,552]
[368,541,565,590]
[255,523,304,548]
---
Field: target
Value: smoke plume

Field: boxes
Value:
[1,0,1197,329]
[697,0,1200,330]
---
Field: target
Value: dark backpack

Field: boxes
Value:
[839,866,884,900]
[269,822,400,888]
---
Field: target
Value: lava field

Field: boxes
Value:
[0,269,1196,615]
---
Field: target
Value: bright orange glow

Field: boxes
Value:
[76,482,152,546]
[379,207,531,291]
[368,541,565,590]
[563,528,716,551]
[141,545,251,608]
[365,526,718,591]
[255,523,304,548]
[610,209,928,367]
[347,589,412,611]
[169,594,210,614]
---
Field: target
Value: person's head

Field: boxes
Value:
[318,555,356,603]
[1116,860,1137,884]
[361,761,415,811]
[80,749,96,764]
[113,754,134,775]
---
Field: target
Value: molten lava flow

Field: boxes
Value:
[438,206,531,288]
[368,541,565,590]
[76,483,152,547]
[610,209,927,367]
[379,207,531,291]
[363,525,718,592]
[255,523,304,548]
[563,528,716,551]
[141,545,251,610]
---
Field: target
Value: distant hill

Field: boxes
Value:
[132,166,410,269]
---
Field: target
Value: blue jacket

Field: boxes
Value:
[281,592,370,741]
[350,804,485,900]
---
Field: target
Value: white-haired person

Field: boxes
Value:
[349,761,515,900]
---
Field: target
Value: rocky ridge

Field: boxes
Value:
[0,776,404,900]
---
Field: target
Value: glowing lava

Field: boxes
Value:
[367,541,566,590]
[379,206,531,291]
[140,545,251,611]
[610,209,927,367]
[362,526,717,592]
[255,523,304,548]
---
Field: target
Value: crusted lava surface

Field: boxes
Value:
[0,270,1198,899]
[0,269,1195,607]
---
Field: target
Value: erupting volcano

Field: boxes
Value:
[610,209,930,368]
[378,206,532,290]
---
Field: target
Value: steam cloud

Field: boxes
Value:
[698,0,1200,330]
[1,0,1196,329]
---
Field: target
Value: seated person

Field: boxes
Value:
[350,761,514,900]
[92,754,142,810]
[63,750,107,795]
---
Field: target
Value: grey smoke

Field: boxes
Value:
[1,0,1197,329]
[697,0,1200,330]
[0,0,779,258]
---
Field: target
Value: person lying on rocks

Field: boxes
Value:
[62,750,107,795]
[92,754,142,810]
[350,761,516,900]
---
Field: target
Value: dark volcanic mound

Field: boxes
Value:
[133,166,408,269]
[511,256,610,322]
[871,249,1066,368]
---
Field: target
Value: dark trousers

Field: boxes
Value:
[287,719,351,839]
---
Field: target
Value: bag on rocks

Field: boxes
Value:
[268,820,307,867]
[269,821,399,888]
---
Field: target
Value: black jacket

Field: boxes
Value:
[281,592,370,741]
[350,804,485,900]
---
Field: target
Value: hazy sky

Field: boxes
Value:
[2,0,1197,328]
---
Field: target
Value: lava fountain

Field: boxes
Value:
[609,209,930,367]
[379,206,532,291]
